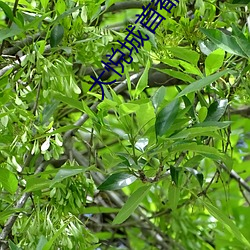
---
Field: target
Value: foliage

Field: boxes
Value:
[1,0,250,249]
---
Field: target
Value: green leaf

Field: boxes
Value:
[156,68,195,83]
[198,106,208,122]
[193,121,231,129]
[24,177,51,192]
[151,86,166,111]
[134,59,150,98]
[51,166,86,186]
[36,236,48,250]
[41,100,60,125]
[50,24,64,47]
[185,167,204,187]
[205,49,225,75]
[112,185,151,224]
[42,223,69,250]
[232,0,249,4]
[0,209,23,223]
[0,1,14,21]
[54,5,83,24]
[205,99,228,122]
[155,99,179,137]
[176,70,231,98]
[53,92,84,112]
[200,28,247,58]
[234,36,250,58]
[40,0,49,9]
[168,47,200,65]
[170,166,181,186]
[203,201,250,248]
[98,172,137,191]
[170,143,229,165]
[168,182,180,210]
[170,126,221,139]
[0,25,23,42]
[0,168,18,194]
[80,206,120,214]
[8,241,22,250]
[119,103,140,115]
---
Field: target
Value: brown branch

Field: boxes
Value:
[2,32,46,56]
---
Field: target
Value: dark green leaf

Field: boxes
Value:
[50,24,64,47]
[98,172,137,191]
[205,99,228,122]
[232,0,249,4]
[200,28,247,58]
[155,99,179,137]
[185,167,204,187]
[170,166,181,186]
[0,2,14,21]
[112,185,151,224]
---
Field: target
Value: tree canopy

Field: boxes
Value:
[0,0,250,249]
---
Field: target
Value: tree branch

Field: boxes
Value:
[0,161,49,241]
[219,163,250,193]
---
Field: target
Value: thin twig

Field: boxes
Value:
[219,163,250,193]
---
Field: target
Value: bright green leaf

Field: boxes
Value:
[134,59,150,98]
[24,177,51,192]
[42,223,69,250]
[176,70,231,98]
[0,168,18,194]
[168,47,200,65]
[168,182,180,210]
[151,86,166,111]
[205,49,225,75]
